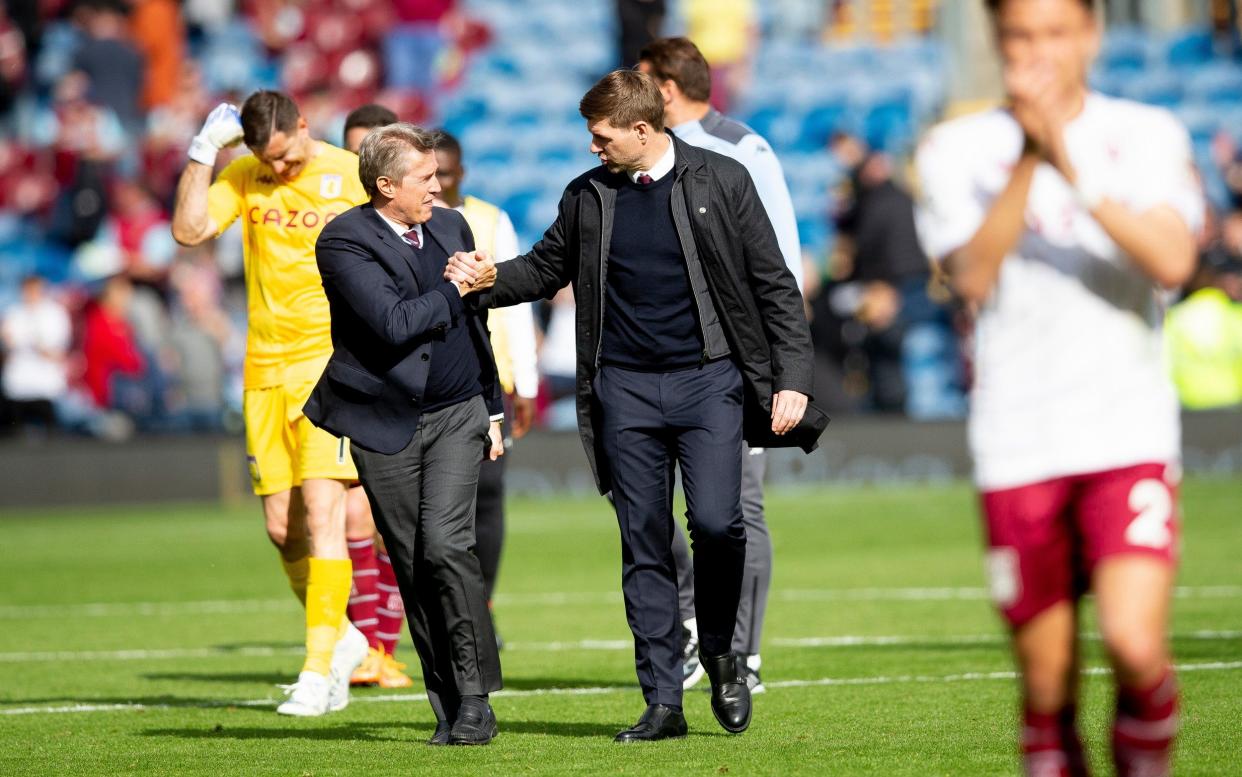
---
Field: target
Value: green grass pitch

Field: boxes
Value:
[1,478,1238,775]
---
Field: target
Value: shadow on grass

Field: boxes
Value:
[499,677,635,691]
[141,722,413,742]
[141,719,728,741]
[1,694,278,709]
[493,720,624,738]
[141,671,291,685]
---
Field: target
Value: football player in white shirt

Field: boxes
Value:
[914,2,1202,776]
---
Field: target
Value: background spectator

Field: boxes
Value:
[126,0,185,111]
[81,273,145,413]
[1,275,71,434]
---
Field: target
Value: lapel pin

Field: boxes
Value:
[698,207,706,214]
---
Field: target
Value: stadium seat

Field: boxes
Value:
[1098,26,1152,73]
[1164,27,1216,69]
[1177,104,1223,147]
[1120,68,1184,108]
[797,102,850,150]
[1186,62,1242,107]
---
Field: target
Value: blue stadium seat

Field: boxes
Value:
[797,101,850,150]
[1177,104,1223,147]
[383,26,445,91]
[1098,26,1152,73]
[1089,68,1130,98]
[1186,62,1242,107]
[864,99,914,152]
[797,217,830,253]
[1120,69,1183,108]
[1164,27,1215,69]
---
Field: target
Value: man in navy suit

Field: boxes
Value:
[304,123,505,746]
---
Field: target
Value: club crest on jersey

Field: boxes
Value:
[320,174,343,199]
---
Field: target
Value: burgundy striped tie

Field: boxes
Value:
[637,174,653,185]
[403,228,421,248]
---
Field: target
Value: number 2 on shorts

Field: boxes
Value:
[1125,479,1173,549]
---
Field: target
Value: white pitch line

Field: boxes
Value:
[0,600,294,619]
[2,585,1238,620]
[3,630,1239,664]
[0,646,304,663]
[3,660,1240,717]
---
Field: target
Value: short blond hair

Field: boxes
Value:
[357,122,438,199]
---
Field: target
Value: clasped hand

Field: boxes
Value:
[444,250,497,294]
[1005,61,1077,182]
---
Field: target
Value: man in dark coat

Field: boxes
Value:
[305,123,506,746]
[447,70,821,743]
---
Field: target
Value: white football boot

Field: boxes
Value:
[328,622,369,712]
[276,670,332,716]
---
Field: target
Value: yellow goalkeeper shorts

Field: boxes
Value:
[243,382,357,496]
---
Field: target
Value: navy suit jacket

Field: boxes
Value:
[305,204,503,455]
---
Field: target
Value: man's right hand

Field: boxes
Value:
[445,250,497,293]
[188,103,244,167]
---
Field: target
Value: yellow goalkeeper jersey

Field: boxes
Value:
[207,141,367,388]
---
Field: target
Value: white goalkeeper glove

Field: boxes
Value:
[188,103,244,167]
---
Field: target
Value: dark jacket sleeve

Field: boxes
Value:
[733,169,814,395]
[487,190,576,307]
[317,231,465,347]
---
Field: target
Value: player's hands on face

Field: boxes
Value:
[1005,62,1077,181]
[444,250,497,294]
[188,103,244,167]
[770,390,808,435]
[487,420,505,460]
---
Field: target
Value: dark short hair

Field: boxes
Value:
[357,122,439,199]
[638,37,712,102]
[344,103,398,134]
[240,90,301,151]
[985,0,1094,10]
[579,70,665,132]
[432,129,462,161]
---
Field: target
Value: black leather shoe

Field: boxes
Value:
[701,652,752,733]
[427,721,452,746]
[449,699,498,745]
[614,703,688,743]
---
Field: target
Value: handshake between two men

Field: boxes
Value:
[445,250,497,295]
[441,250,810,437]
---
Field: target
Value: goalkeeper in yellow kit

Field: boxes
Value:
[171,90,369,716]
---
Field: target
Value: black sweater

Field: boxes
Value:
[600,173,703,370]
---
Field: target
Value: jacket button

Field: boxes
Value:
[421,353,430,361]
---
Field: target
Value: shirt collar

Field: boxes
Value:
[378,210,422,244]
[670,108,714,136]
[629,137,675,184]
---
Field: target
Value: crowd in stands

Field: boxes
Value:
[1,0,1240,439]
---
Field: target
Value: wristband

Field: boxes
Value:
[188,135,219,167]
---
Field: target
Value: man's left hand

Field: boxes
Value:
[487,421,505,460]
[770,390,808,435]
